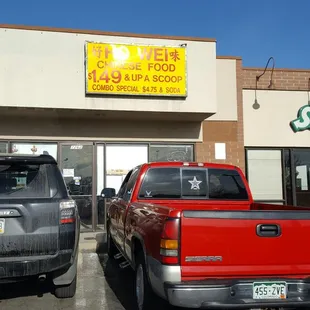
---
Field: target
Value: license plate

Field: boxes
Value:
[253,281,287,299]
[0,219,5,234]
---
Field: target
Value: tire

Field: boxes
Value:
[107,224,118,258]
[135,253,157,310]
[54,275,77,299]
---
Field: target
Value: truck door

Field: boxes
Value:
[121,167,141,259]
[116,167,141,255]
[111,170,132,250]
[112,167,140,249]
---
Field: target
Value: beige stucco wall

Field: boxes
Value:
[243,89,310,147]
[209,59,238,121]
[0,28,217,118]
[0,110,202,142]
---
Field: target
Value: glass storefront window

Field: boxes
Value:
[61,144,93,196]
[0,143,8,153]
[105,144,148,194]
[247,148,310,207]
[284,149,293,205]
[10,142,58,160]
[247,150,283,201]
[293,149,310,207]
[149,144,194,162]
[60,143,93,231]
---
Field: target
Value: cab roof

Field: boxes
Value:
[144,161,239,170]
[0,154,57,164]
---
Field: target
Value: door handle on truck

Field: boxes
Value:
[256,224,281,237]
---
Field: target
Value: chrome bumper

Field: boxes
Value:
[164,279,310,309]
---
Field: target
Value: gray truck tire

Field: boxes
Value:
[135,252,158,310]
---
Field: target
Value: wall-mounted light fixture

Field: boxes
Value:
[253,56,275,110]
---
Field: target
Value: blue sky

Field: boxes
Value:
[1,0,309,68]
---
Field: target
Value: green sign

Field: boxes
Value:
[290,105,310,132]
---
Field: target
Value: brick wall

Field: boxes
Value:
[196,59,245,172]
[243,68,310,91]
[195,62,310,172]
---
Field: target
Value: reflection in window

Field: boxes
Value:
[149,144,194,162]
[10,143,57,160]
[0,163,50,198]
[284,149,293,205]
[61,144,93,196]
[293,149,310,207]
[123,167,141,202]
[247,148,310,207]
[208,169,248,200]
[296,165,308,190]
[138,167,247,200]
[139,168,181,199]
[0,143,8,154]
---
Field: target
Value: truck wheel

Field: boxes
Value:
[54,276,77,298]
[107,225,118,258]
[135,253,156,310]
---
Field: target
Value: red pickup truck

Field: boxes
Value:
[105,161,310,310]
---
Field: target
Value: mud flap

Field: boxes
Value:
[53,251,78,286]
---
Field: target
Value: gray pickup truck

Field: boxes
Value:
[0,154,80,298]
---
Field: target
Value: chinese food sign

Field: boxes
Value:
[85,42,187,97]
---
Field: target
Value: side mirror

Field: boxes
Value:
[101,187,116,199]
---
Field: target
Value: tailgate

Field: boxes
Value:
[0,158,61,257]
[0,200,59,257]
[180,209,310,278]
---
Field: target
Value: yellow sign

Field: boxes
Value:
[85,42,187,97]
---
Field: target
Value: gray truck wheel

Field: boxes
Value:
[54,275,77,298]
[135,253,156,310]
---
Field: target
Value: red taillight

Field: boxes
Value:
[61,218,75,224]
[60,200,76,224]
[161,218,179,239]
[160,218,180,265]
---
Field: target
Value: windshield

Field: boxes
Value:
[138,167,248,200]
[0,163,51,198]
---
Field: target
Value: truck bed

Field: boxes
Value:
[181,207,310,279]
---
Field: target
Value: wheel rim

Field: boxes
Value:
[136,264,144,310]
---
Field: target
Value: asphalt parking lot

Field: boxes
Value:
[0,249,177,310]
[0,244,286,310]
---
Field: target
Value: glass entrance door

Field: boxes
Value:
[60,143,94,231]
[293,149,310,207]
[95,144,148,230]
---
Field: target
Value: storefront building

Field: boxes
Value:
[0,24,244,231]
[243,68,310,207]
[5,24,309,232]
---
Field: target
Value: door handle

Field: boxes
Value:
[256,224,281,237]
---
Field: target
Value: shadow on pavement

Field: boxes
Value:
[0,278,54,300]
[96,238,179,310]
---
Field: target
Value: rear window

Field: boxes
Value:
[0,164,51,198]
[138,167,248,200]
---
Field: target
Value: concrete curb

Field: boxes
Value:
[79,232,107,253]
